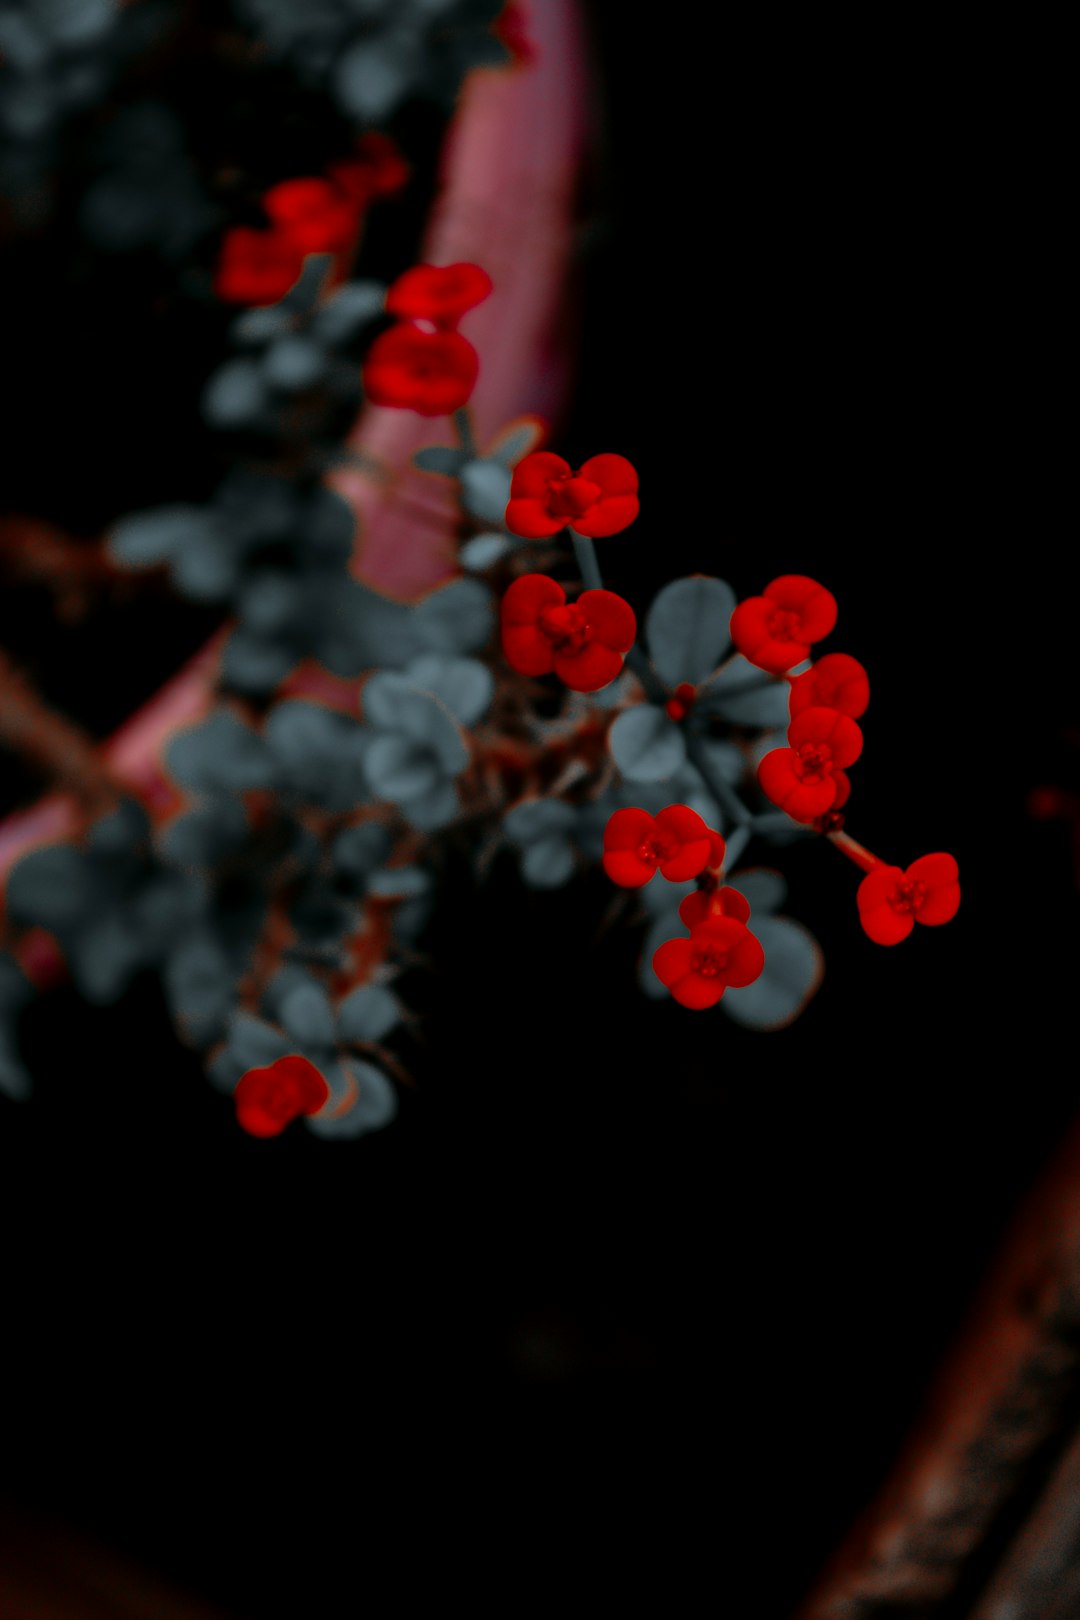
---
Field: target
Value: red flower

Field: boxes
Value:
[234,1055,330,1138]
[677,885,752,929]
[505,452,639,539]
[385,263,493,328]
[730,575,838,674]
[215,226,306,306]
[603,806,722,888]
[500,573,636,692]
[329,133,410,204]
[757,706,863,823]
[653,918,766,1009]
[363,323,479,415]
[494,1,538,64]
[788,653,870,720]
[857,854,961,945]
[262,177,357,254]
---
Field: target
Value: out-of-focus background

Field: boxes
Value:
[0,4,1071,1614]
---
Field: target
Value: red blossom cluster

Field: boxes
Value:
[215,134,409,306]
[654,886,766,1010]
[363,262,492,415]
[234,1055,329,1138]
[500,573,636,692]
[505,452,639,538]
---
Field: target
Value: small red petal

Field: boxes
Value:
[501,573,565,625]
[578,588,636,652]
[670,974,726,1010]
[502,624,556,676]
[857,865,907,913]
[604,808,657,852]
[554,641,624,692]
[572,495,640,538]
[860,905,916,946]
[504,498,565,538]
[510,451,572,498]
[652,936,694,989]
[602,850,656,887]
[765,575,838,642]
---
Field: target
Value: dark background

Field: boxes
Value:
[0,7,1072,1616]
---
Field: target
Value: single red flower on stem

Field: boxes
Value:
[215,226,307,306]
[234,1055,330,1138]
[730,575,838,674]
[261,177,358,254]
[500,573,636,692]
[363,323,479,415]
[653,918,766,1009]
[385,263,493,328]
[788,653,870,720]
[757,706,863,823]
[505,452,639,539]
[857,854,961,945]
[603,806,722,888]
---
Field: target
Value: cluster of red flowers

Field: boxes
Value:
[215,134,409,307]
[234,1055,329,1138]
[601,806,765,1009]
[735,578,870,827]
[363,262,492,415]
[500,573,636,693]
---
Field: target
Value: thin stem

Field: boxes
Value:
[453,407,477,459]
[683,732,753,827]
[827,828,880,874]
[569,528,603,591]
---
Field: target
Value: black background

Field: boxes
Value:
[0,7,1073,1616]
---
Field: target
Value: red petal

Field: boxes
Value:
[655,805,709,843]
[757,748,800,809]
[729,597,772,660]
[502,624,555,676]
[577,453,638,496]
[671,974,726,1009]
[385,263,493,325]
[652,937,694,989]
[275,1054,330,1114]
[578,588,636,652]
[906,852,959,891]
[789,653,870,720]
[505,498,565,538]
[501,573,564,625]
[554,641,624,692]
[604,808,656,851]
[830,769,851,810]
[860,904,915,945]
[857,865,906,913]
[707,830,726,868]
[602,850,655,887]
[765,575,838,642]
[917,883,961,926]
[678,892,713,929]
[659,837,712,882]
[725,927,766,988]
[787,706,863,768]
[572,496,640,538]
[718,886,751,923]
[510,451,571,498]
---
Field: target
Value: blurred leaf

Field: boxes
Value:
[166,710,276,794]
[460,458,512,524]
[504,798,577,846]
[414,446,469,476]
[487,419,544,466]
[414,577,493,655]
[460,532,512,571]
[86,799,150,856]
[305,1059,397,1138]
[337,984,401,1045]
[725,868,787,915]
[331,823,393,881]
[365,734,444,801]
[159,799,249,871]
[220,629,297,696]
[164,932,234,1046]
[6,844,101,933]
[334,37,416,122]
[521,837,575,888]
[609,705,687,782]
[0,1032,32,1102]
[232,306,295,346]
[280,980,336,1049]
[398,779,459,830]
[109,505,212,568]
[0,954,33,1014]
[263,336,326,391]
[367,865,431,901]
[67,909,142,1005]
[363,674,468,775]
[311,281,385,346]
[404,653,493,725]
[226,1011,292,1072]
[645,576,736,686]
[202,358,269,429]
[722,917,823,1029]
